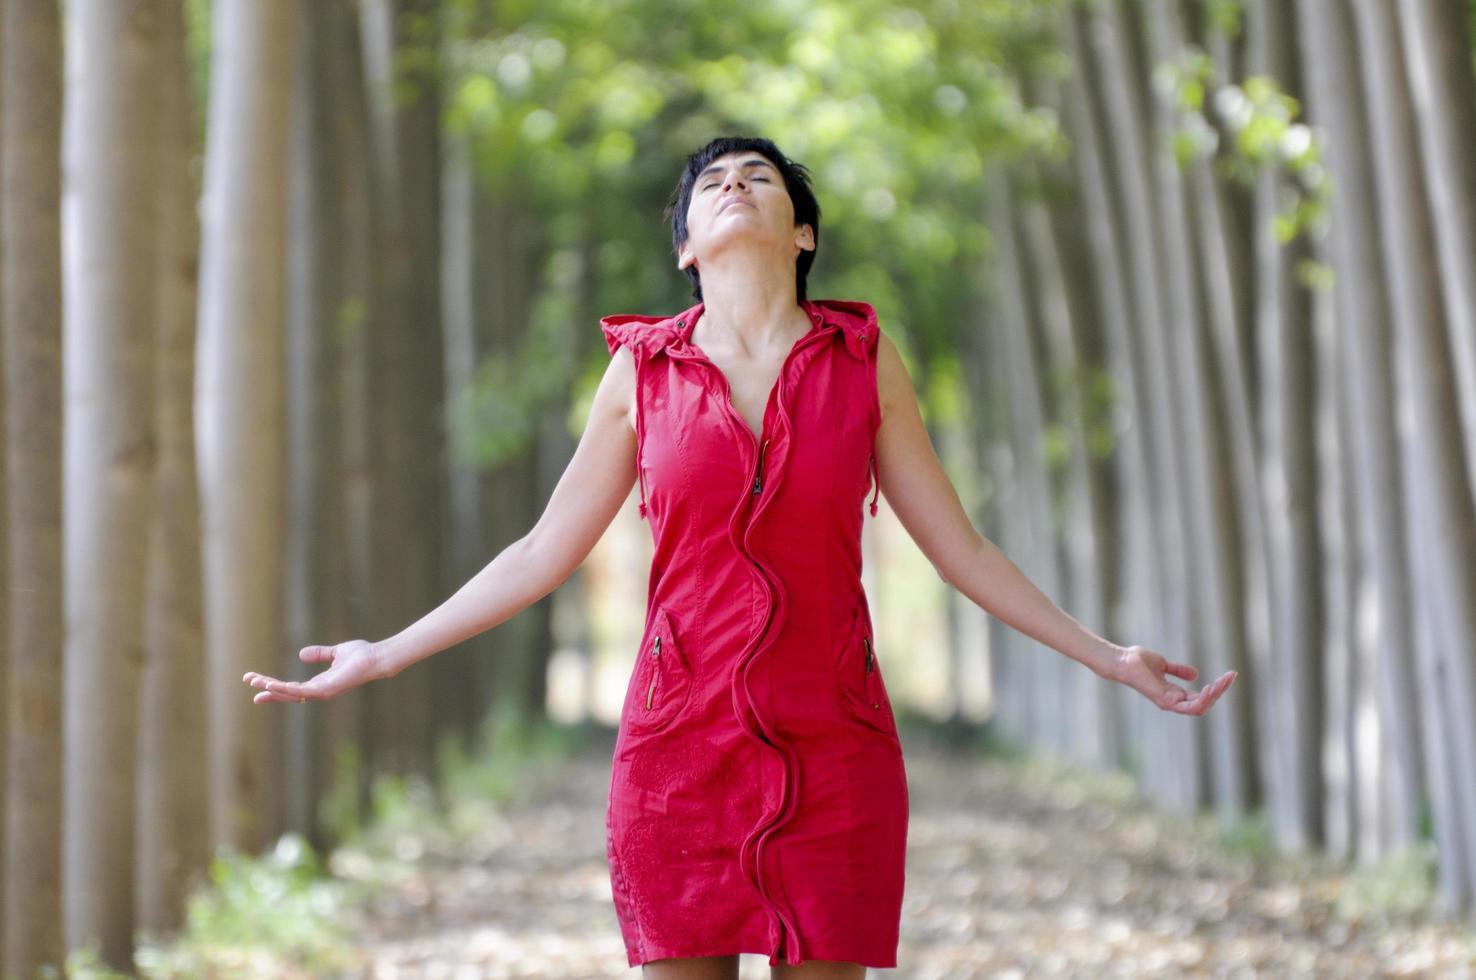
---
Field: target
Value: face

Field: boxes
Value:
[677,150,815,273]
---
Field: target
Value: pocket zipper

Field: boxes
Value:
[863,635,879,708]
[644,635,662,709]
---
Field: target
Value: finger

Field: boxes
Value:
[1162,660,1198,681]
[1174,673,1233,715]
[262,678,305,699]
[300,645,333,663]
[244,672,281,689]
[253,687,297,704]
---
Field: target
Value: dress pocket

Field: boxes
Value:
[837,620,898,737]
[625,606,693,736]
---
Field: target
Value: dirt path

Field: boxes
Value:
[341,729,1476,978]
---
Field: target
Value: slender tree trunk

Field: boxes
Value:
[438,128,491,749]
[1244,0,1325,850]
[1351,0,1476,907]
[476,180,550,729]
[1294,0,1425,865]
[1057,3,1152,776]
[360,0,445,782]
[137,0,209,935]
[0,0,62,971]
[1398,0,1476,486]
[1009,149,1109,767]
[1185,3,1267,819]
[197,0,296,851]
[322,0,381,833]
[1145,0,1261,819]
[62,0,166,966]
[985,163,1065,754]
[282,0,353,846]
[1079,0,1200,810]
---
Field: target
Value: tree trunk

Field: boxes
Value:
[61,0,166,967]
[1056,3,1153,776]
[0,0,62,971]
[282,0,351,845]
[1244,0,1325,851]
[1144,0,1261,820]
[438,127,492,749]
[1397,0,1476,490]
[197,0,296,852]
[1086,0,1199,811]
[1351,0,1476,907]
[1007,86,1119,770]
[359,0,445,783]
[1294,0,1425,866]
[322,0,383,833]
[137,0,210,935]
[985,163,1065,755]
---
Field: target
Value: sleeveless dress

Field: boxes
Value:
[600,297,909,969]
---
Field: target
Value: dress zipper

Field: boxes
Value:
[752,438,769,495]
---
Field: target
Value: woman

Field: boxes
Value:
[244,135,1236,979]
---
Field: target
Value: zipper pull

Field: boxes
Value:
[752,438,769,495]
[651,635,662,658]
[863,636,879,708]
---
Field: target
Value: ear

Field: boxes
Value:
[677,238,697,271]
[794,223,816,253]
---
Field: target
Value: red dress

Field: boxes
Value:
[600,298,909,968]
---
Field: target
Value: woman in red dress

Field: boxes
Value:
[244,135,1236,979]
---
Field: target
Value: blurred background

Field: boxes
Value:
[4,0,1476,975]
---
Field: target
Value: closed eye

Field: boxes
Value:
[700,176,772,190]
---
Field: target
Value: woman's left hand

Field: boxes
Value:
[1110,645,1237,715]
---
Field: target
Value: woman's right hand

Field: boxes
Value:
[243,639,388,704]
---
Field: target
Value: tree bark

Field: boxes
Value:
[61,0,167,966]
[0,0,63,971]
[1294,0,1425,866]
[1397,0,1476,490]
[136,0,210,935]
[1244,0,1325,850]
[1350,0,1476,907]
[359,0,446,782]
[197,0,296,852]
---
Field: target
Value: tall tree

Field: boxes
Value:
[61,0,165,967]
[1397,0,1476,480]
[283,0,353,844]
[197,0,296,851]
[1,0,62,972]
[1294,0,1426,866]
[137,0,210,934]
[1350,0,1476,906]
[1245,0,1325,850]
[359,0,447,782]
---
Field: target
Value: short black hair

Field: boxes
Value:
[664,136,821,302]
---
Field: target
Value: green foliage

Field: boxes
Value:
[438,0,1070,447]
[1209,806,1276,859]
[133,836,365,978]
[140,715,596,977]
[1201,0,1243,40]
[1334,842,1440,923]
[1159,52,1330,247]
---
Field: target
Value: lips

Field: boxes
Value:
[719,197,754,213]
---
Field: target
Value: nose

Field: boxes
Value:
[723,169,749,192]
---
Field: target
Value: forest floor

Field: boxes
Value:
[312,725,1475,979]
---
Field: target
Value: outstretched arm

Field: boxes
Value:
[245,345,642,703]
[871,331,1235,716]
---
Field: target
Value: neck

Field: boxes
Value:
[691,251,805,352]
